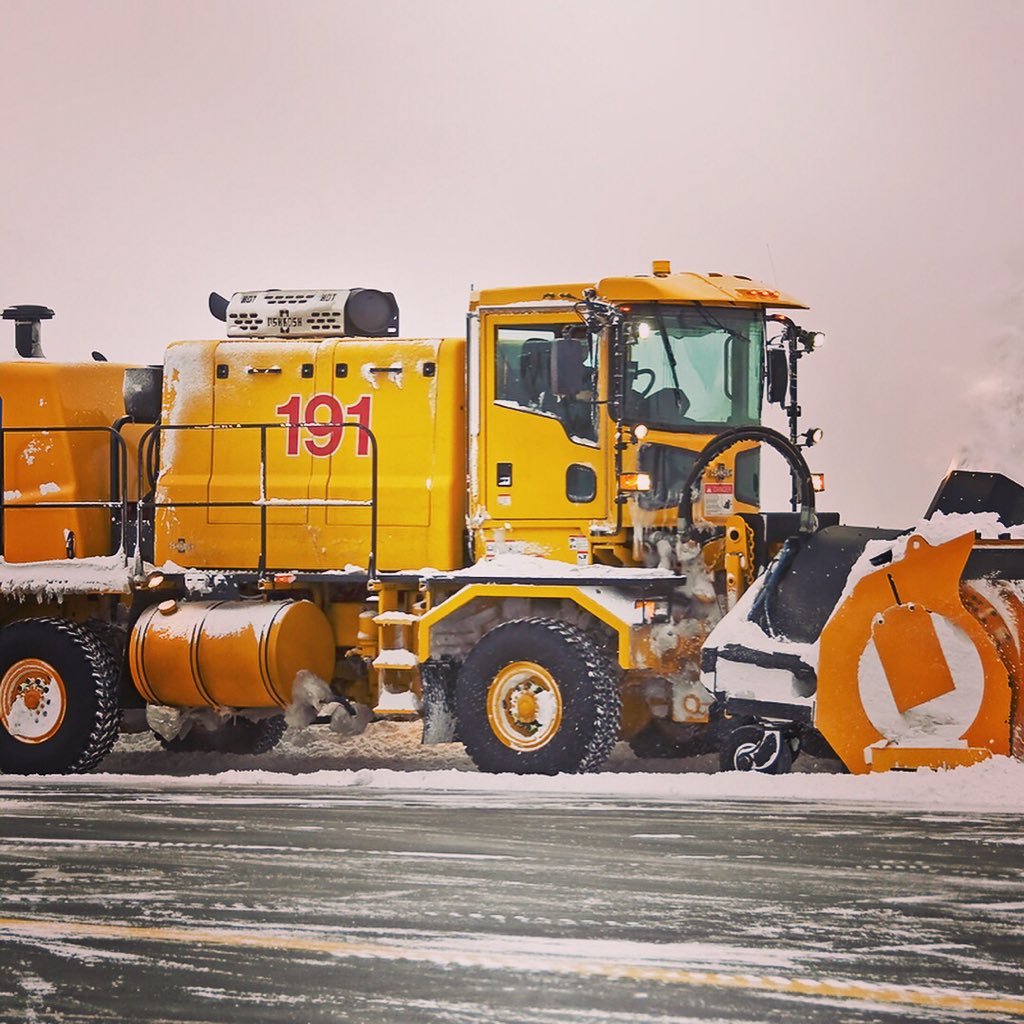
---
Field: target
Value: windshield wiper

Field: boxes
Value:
[653,306,684,409]
[692,301,755,346]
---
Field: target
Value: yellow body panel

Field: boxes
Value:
[0,361,139,561]
[155,336,466,571]
[416,583,634,667]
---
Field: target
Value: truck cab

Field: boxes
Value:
[469,264,807,571]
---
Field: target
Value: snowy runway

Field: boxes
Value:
[0,768,1022,1022]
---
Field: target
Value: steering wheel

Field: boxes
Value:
[632,368,656,397]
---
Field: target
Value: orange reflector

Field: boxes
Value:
[811,473,826,493]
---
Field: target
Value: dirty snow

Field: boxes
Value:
[39,721,1022,811]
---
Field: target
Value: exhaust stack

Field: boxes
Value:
[2,304,53,358]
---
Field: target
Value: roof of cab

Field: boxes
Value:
[472,269,806,310]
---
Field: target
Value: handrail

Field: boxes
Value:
[0,416,131,562]
[135,421,380,580]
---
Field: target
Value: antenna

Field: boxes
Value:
[765,243,779,288]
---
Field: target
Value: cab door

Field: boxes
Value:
[481,312,608,522]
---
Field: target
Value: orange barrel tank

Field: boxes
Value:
[129,599,335,708]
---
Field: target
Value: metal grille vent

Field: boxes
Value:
[228,311,265,333]
[306,313,343,332]
[263,292,318,305]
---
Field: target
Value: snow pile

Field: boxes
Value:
[102,755,1024,810]
[58,720,1024,810]
[0,554,133,598]
[449,552,675,580]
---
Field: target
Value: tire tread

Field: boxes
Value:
[458,616,620,775]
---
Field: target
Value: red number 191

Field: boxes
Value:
[275,393,373,458]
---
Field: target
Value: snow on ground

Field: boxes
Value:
[22,720,1017,811]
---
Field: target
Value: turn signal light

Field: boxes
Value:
[811,473,826,493]
[619,472,652,492]
[634,598,670,623]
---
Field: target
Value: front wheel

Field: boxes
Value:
[0,618,121,774]
[455,618,620,775]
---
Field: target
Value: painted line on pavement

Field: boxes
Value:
[0,915,1020,1017]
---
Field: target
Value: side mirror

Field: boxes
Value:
[766,349,789,406]
[551,336,587,395]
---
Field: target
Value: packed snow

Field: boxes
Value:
[7,720,1006,811]
[0,554,133,598]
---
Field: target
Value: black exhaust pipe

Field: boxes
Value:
[2,304,53,358]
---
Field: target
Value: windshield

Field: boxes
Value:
[622,305,764,430]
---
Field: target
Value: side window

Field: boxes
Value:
[495,324,598,442]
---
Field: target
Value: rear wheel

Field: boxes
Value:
[456,618,620,775]
[719,724,794,774]
[0,618,120,774]
[158,715,287,755]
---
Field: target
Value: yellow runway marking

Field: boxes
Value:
[1,915,1021,1017]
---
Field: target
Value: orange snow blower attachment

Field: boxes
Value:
[702,470,1024,774]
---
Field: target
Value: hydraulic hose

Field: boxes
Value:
[678,425,817,539]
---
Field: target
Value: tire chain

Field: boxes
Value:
[38,617,122,773]
[501,617,621,774]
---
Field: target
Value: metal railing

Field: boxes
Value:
[135,421,380,578]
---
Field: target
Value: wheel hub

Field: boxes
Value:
[0,658,68,744]
[486,661,564,751]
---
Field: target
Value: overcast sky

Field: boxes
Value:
[1,0,1021,525]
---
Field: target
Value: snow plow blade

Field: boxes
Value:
[702,471,1024,774]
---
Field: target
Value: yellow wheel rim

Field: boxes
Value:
[0,658,68,745]
[486,661,564,751]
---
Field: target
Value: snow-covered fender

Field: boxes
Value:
[816,533,1012,773]
[415,583,639,668]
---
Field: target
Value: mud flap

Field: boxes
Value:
[420,657,460,744]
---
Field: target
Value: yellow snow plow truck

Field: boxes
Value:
[0,265,1019,777]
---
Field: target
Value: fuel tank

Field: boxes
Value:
[129,598,335,708]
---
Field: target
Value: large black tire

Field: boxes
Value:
[0,618,121,774]
[455,618,620,775]
[719,724,794,774]
[158,715,287,755]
